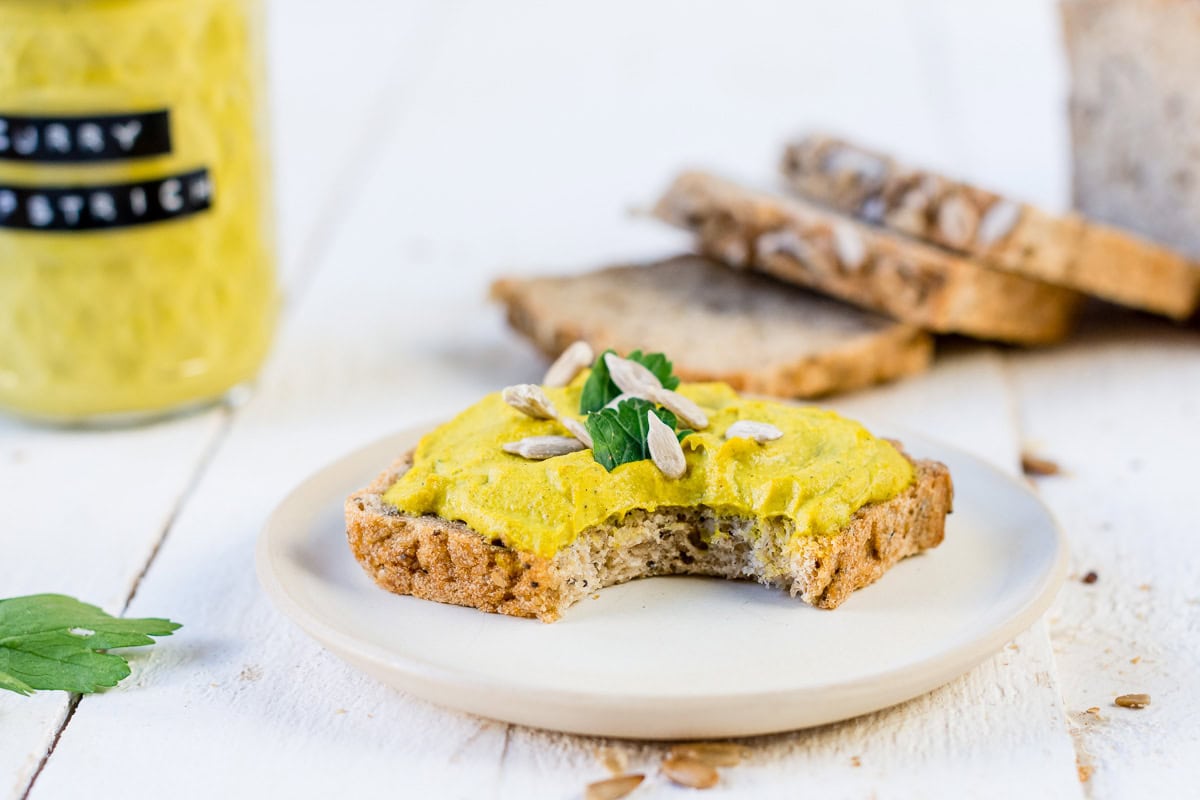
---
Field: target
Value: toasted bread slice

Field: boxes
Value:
[346,451,952,622]
[782,134,1200,319]
[491,256,933,398]
[653,171,1083,345]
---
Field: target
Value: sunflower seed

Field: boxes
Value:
[646,411,687,479]
[649,387,708,430]
[604,353,663,396]
[976,199,1022,247]
[937,192,979,248]
[502,384,558,420]
[560,416,594,449]
[667,742,750,767]
[542,340,595,387]
[724,420,783,443]
[1114,693,1151,709]
[831,222,866,271]
[596,746,629,776]
[585,774,644,800]
[502,436,585,460]
[661,755,719,789]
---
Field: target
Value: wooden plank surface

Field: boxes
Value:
[1007,309,1200,796]
[0,1,439,796]
[11,0,1197,797]
[21,2,1086,797]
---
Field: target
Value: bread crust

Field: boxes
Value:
[490,257,934,399]
[654,171,1083,345]
[345,452,953,622]
[782,134,1200,319]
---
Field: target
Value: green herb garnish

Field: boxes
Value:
[586,397,692,471]
[579,349,680,414]
[0,594,181,696]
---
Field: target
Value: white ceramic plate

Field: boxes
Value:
[257,424,1067,739]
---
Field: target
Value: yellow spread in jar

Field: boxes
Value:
[0,0,275,421]
[383,378,914,558]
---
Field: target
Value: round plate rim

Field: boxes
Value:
[256,420,1069,731]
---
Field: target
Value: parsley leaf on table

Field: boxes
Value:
[578,349,681,413]
[587,397,691,471]
[0,594,181,696]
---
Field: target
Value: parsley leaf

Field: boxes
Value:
[0,594,181,696]
[587,398,689,471]
[578,349,681,413]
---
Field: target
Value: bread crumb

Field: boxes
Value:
[1078,764,1094,782]
[850,756,862,767]
[1086,707,1100,715]
[1021,453,1061,476]
[1130,656,1141,664]
[1114,693,1151,709]
[1139,583,1152,591]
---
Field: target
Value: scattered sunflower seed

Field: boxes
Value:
[650,387,708,430]
[724,420,783,443]
[604,352,664,396]
[595,746,628,776]
[646,410,687,479]
[585,774,644,800]
[502,436,585,460]
[1021,453,1061,477]
[502,384,558,420]
[560,416,594,449]
[1114,693,1151,709]
[661,754,719,789]
[543,340,595,387]
[667,742,750,767]
[976,199,1022,247]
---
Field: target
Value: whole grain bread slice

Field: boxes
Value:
[346,451,953,622]
[491,256,933,399]
[653,171,1083,345]
[782,134,1200,319]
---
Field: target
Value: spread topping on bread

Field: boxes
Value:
[381,363,914,559]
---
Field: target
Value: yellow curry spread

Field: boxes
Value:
[383,377,914,559]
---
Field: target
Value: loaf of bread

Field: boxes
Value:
[782,134,1200,319]
[491,256,933,398]
[1063,0,1200,273]
[653,171,1083,344]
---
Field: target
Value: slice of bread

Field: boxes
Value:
[490,256,933,399]
[782,134,1200,319]
[346,451,953,622]
[653,171,1083,345]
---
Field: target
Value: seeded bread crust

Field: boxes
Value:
[491,256,933,399]
[782,134,1200,319]
[654,171,1083,345]
[345,452,952,622]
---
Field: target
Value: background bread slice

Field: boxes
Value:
[654,171,1083,345]
[782,134,1200,319]
[346,452,953,622]
[491,256,933,398]
[1063,0,1200,309]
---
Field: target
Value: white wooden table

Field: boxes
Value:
[4,1,1197,797]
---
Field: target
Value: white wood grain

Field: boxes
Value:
[1008,311,1200,797]
[13,0,1115,797]
[1,1,438,796]
[0,408,227,799]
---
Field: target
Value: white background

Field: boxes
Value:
[3,1,1198,798]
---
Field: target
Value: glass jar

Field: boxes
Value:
[0,0,277,423]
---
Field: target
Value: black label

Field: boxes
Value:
[0,110,171,163]
[0,168,213,231]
